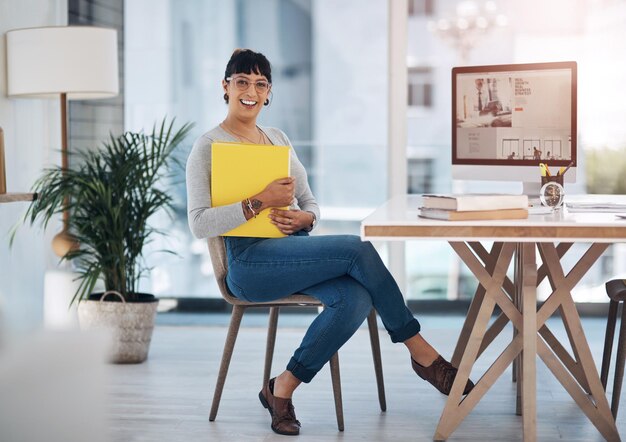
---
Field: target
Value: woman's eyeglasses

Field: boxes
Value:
[227,76,271,93]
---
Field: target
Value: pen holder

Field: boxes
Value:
[539,175,565,208]
[541,175,564,186]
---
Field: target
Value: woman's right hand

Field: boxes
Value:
[257,177,295,208]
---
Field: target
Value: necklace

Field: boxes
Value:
[220,122,266,144]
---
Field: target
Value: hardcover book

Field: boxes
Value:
[421,193,529,211]
[418,207,529,221]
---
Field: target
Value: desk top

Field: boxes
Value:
[361,194,626,243]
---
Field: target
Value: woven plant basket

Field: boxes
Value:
[77,291,158,363]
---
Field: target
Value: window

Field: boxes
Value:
[523,139,541,159]
[408,0,434,17]
[544,139,562,159]
[407,157,434,194]
[501,138,520,159]
[408,66,433,108]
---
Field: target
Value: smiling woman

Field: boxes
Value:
[123,2,392,303]
[185,48,473,437]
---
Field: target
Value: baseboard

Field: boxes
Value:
[158,297,611,317]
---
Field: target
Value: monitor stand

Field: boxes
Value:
[522,181,542,207]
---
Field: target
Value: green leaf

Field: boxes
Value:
[14,117,194,304]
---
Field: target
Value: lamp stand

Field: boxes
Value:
[51,93,79,257]
[60,92,69,230]
[0,126,6,194]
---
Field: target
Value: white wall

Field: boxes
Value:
[0,0,67,331]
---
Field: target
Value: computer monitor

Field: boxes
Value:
[451,61,577,195]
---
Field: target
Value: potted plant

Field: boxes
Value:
[17,118,193,363]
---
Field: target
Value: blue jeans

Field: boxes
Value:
[225,232,421,383]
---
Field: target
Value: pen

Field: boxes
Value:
[558,161,574,176]
[540,163,551,176]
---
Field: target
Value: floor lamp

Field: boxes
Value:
[6,26,119,256]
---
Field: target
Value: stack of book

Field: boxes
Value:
[418,194,529,221]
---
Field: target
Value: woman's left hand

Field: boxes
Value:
[270,209,313,235]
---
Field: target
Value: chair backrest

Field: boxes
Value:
[207,236,320,307]
[207,236,241,305]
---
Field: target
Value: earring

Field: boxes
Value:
[264,98,270,106]
[223,93,229,104]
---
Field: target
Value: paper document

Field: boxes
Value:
[566,202,626,213]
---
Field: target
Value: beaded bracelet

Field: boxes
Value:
[245,198,258,218]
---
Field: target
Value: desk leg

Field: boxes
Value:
[452,242,503,368]
[536,243,597,394]
[521,243,537,442]
[515,243,571,389]
[536,243,619,441]
[515,244,522,415]
[434,242,517,441]
[434,289,496,441]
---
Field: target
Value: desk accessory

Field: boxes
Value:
[541,174,564,187]
[539,181,565,208]
[539,162,567,209]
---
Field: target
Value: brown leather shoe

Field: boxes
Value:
[412,355,475,396]
[258,378,301,436]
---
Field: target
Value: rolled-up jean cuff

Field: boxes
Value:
[287,357,317,383]
[389,318,421,343]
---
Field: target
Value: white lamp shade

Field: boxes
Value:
[6,26,119,100]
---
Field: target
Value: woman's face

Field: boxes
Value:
[222,71,271,121]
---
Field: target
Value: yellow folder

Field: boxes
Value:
[211,142,291,238]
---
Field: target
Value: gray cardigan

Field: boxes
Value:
[186,125,320,238]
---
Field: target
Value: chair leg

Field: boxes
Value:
[263,307,280,387]
[366,309,387,412]
[611,303,626,418]
[602,300,619,390]
[209,305,246,421]
[328,352,344,431]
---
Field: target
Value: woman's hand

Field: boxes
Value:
[270,209,314,235]
[242,177,295,221]
[257,177,295,208]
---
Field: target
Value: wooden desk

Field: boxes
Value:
[361,194,626,442]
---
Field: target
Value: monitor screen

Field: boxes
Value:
[451,61,577,184]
